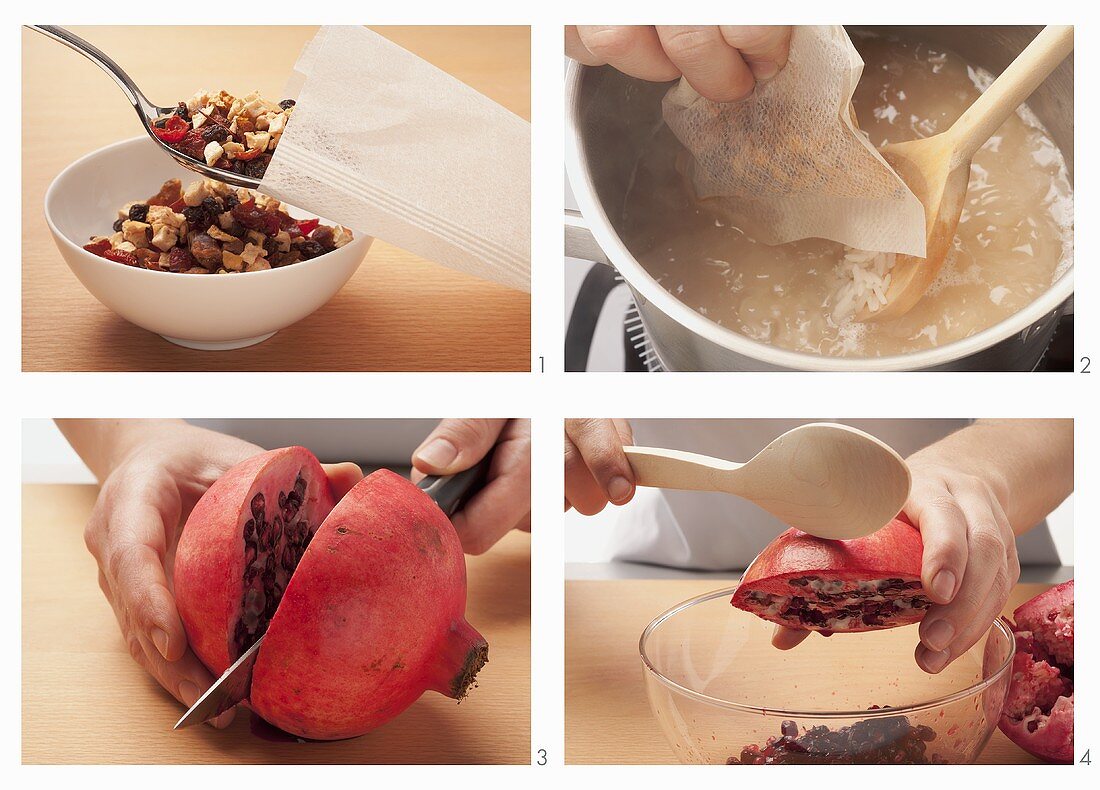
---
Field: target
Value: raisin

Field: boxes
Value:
[128,203,149,223]
[311,225,335,251]
[225,193,240,210]
[112,218,124,232]
[201,124,229,144]
[279,99,296,110]
[243,157,269,179]
[175,102,191,121]
[201,196,223,215]
[298,240,325,260]
[182,205,209,229]
[167,246,196,272]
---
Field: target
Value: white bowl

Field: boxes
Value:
[44,137,373,350]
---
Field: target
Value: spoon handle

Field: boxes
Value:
[950,25,1073,161]
[624,446,741,493]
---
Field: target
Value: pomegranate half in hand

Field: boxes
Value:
[998,580,1073,763]
[173,447,488,740]
[731,517,931,632]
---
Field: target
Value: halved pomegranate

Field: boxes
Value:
[173,448,488,740]
[731,517,931,632]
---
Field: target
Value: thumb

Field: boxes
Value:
[412,419,507,475]
[322,462,364,500]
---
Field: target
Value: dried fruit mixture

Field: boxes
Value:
[82,177,352,274]
[152,90,294,179]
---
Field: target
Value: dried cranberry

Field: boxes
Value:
[296,218,320,236]
[279,99,295,110]
[83,239,111,257]
[174,130,208,161]
[104,248,139,267]
[128,203,149,223]
[152,114,189,144]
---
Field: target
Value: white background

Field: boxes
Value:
[8,0,1095,780]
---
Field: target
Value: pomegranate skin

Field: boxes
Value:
[174,446,336,675]
[731,517,929,632]
[998,580,1074,764]
[250,469,488,740]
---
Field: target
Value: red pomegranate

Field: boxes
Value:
[730,517,930,631]
[174,448,488,740]
[998,580,1073,763]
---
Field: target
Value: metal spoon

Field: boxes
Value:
[623,423,911,540]
[28,24,262,190]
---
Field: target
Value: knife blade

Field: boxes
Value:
[174,637,262,729]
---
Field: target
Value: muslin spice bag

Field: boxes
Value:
[663,25,925,257]
[262,26,530,292]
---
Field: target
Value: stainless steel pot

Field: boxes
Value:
[565,26,1074,371]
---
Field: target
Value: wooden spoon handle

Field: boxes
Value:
[624,446,741,492]
[950,25,1073,161]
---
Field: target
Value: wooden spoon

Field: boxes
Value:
[624,423,910,540]
[857,25,1074,322]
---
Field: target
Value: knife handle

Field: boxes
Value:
[417,454,492,517]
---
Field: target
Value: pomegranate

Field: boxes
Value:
[730,517,930,631]
[998,580,1073,763]
[174,448,488,740]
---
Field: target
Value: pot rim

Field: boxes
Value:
[565,60,1074,372]
[638,584,1016,718]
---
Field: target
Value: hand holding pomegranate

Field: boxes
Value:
[412,418,531,555]
[56,419,362,727]
[767,420,1072,673]
[564,418,636,514]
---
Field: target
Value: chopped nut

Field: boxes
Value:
[121,220,151,248]
[203,141,224,166]
[222,250,246,271]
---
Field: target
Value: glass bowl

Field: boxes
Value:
[640,585,1014,764]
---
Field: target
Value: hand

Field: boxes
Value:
[564,418,635,515]
[69,420,362,727]
[903,458,1019,674]
[769,458,1020,672]
[411,419,531,555]
[565,25,793,102]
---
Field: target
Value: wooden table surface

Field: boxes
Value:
[22,26,530,371]
[566,578,1053,765]
[22,484,531,764]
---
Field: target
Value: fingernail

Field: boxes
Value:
[209,710,236,729]
[923,619,955,652]
[179,680,201,707]
[931,570,957,602]
[151,628,170,660]
[923,648,950,674]
[607,476,633,504]
[750,60,780,81]
[415,438,458,469]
